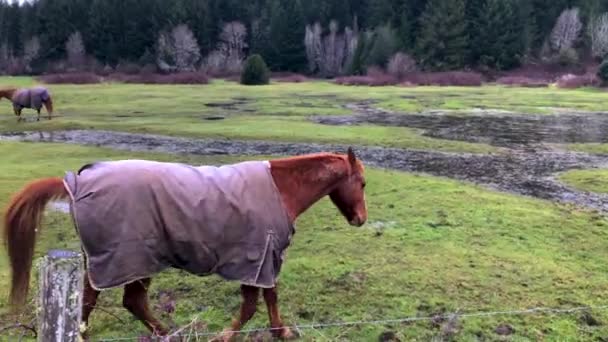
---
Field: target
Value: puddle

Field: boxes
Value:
[3,130,608,212]
[312,102,608,148]
[204,99,251,111]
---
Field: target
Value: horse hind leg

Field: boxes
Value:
[122,278,168,336]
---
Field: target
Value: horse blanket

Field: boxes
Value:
[12,86,50,111]
[63,159,294,290]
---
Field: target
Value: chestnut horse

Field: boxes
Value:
[3,149,367,341]
[0,86,54,122]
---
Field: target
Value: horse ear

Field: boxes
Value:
[347,147,357,165]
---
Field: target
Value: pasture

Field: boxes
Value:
[2,77,608,341]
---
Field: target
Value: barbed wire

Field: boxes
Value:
[94,303,608,341]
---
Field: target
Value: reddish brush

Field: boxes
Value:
[495,76,549,87]
[556,73,600,89]
[37,72,102,84]
[403,71,483,86]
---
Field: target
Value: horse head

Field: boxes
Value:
[329,147,367,227]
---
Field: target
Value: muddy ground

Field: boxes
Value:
[313,101,608,150]
[3,128,608,212]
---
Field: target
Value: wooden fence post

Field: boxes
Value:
[37,249,84,342]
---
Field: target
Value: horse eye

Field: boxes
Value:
[362,182,366,189]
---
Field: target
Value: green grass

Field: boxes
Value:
[559,168,608,194]
[2,77,608,154]
[2,141,608,341]
[566,143,608,155]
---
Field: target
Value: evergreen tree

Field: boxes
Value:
[241,53,270,84]
[368,0,393,28]
[348,30,373,75]
[415,0,468,70]
[88,0,120,64]
[266,0,307,72]
[469,0,524,70]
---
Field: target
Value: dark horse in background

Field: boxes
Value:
[0,86,54,122]
[3,148,368,341]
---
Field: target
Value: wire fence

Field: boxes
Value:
[91,303,608,341]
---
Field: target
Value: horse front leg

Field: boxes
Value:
[36,109,41,121]
[213,285,260,342]
[13,107,22,122]
[122,278,168,336]
[263,286,296,340]
[81,272,100,340]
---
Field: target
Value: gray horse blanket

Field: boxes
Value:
[63,159,294,290]
[12,86,50,111]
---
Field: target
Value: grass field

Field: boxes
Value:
[1,77,608,154]
[559,169,608,194]
[1,142,608,341]
[1,77,608,341]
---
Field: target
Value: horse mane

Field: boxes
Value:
[0,87,17,99]
[269,152,359,183]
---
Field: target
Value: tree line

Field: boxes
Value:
[1,0,608,76]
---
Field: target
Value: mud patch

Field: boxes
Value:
[202,115,225,121]
[312,102,608,149]
[204,98,251,111]
[3,130,608,212]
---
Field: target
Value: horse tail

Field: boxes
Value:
[43,94,53,115]
[3,177,68,309]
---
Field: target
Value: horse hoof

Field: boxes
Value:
[210,329,236,342]
[78,323,89,341]
[273,327,298,340]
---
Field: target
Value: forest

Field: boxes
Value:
[1,0,608,76]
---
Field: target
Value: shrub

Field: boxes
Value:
[598,59,608,85]
[403,71,483,86]
[272,73,310,83]
[108,71,209,84]
[240,54,269,85]
[115,61,141,75]
[38,72,102,84]
[387,52,417,79]
[556,73,600,88]
[154,72,209,84]
[139,64,158,75]
[495,76,549,88]
[557,48,579,67]
[334,67,398,86]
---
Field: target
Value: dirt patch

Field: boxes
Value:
[202,115,226,121]
[312,102,608,149]
[204,98,251,111]
[3,130,608,212]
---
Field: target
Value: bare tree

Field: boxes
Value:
[202,21,248,75]
[157,24,201,72]
[387,52,417,79]
[590,13,608,59]
[305,22,323,73]
[219,21,247,68]
[23,36,40,66]
[305,20,358,77]
[66,31,86,69]
[550,8,582,53]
